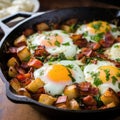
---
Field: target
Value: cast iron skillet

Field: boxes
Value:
[0,7,120,120]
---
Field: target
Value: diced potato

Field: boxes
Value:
[26,78,44,93]
[36,22,49,31]
[8,66,17,77]
[63,84,79,100]
[17,46,31,61]
[69,99,80,110]
[61,25,71,33]
[23,28,34,37]
[100,88,120,106]
[39,94,56,105]
[7,57,19,67]
[55,96,69,109]
[14,35,27,47]
[106,102,116,108]
[10,78,21,92]
[17,88,31,98]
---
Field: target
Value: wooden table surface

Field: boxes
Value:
[0,0,120,120]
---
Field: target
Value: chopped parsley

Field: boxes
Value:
[29,45,37,50]
[55,40,60,47]
[118,83,120,89]
[92,22,102,30]
[58,53,67,60]
[116,72,120,77]
[66,64,74,69]
[116,58,120,62]
[83,31,88,37]
[70,24,76,32]
[104,69,110,81]
[91,33,104,42]
[114,45,119,48]
[62,42,70,46]
[111,27,118,32]
[91,72,103,86]
[111,76,117,85]
[67,68,76,82]
[40,70,44,76]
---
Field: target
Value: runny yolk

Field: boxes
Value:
[87,21,111,34]
[40,35,63,48]
[47,64,72,83]
[98,66,120,83]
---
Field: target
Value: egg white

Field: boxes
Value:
[84,60,120,94]
[104,42,120,62]
[76,23,120,42]
[34,60,85,96]
[27,30,77,59]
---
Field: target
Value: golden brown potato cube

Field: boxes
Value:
[8,66,17,77]
[7,57,19,67]
[10,78,21,92]
[36,22,49,31]
[39,94,57,105]
[69,99,80,110]
[17,46,31,61]
[17,88,31,98]
[26,78,44,93]
[14,35,27,47]
[23,28,34,37]
[63,84,79,100]
[61,25,71,33]
[55,96,69,109]
[106,102,116,108]
[100,88,120,106]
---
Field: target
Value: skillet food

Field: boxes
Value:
[6,18,120,111]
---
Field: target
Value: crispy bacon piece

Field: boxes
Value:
[81,48,93,57]
[31,87,45,100]
[88,42,101,50]
[78,82,91,92]
[55,96,69,109]
[100,33,115,48]
[8,47,17,54]
[21,62,29,69]
[77,82,99,96]
[27,58,43,69]
[34,45,49,57]
[73,38,88,48]
[83,95,97,106]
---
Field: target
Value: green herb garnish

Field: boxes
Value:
[92,22,102,30]
[91,72,103,86]
[62,42,70,46]
[104,69,110,81]
[111,76,117,85]
[55,40,60,47]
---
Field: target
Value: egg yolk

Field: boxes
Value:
[87,21,111,34]
[40,34,63,48]
[98,66,120,83]
[47,64,72,83]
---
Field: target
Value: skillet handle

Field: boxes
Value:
[0,12,32,35]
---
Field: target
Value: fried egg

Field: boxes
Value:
[34,60,85,96]
[84,61,120,94]
[104,42,120,62]
[27,30,77,59]
[76,21,120,42]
